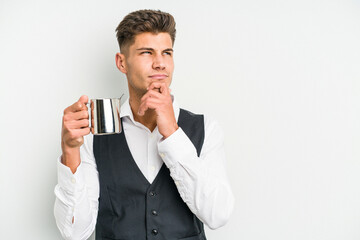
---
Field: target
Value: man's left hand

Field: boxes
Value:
[138,82,178,138]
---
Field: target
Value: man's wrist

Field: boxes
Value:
[162,123,179,139]
[61,147,79,161]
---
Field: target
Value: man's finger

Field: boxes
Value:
[64,110,89,122]
[147,81,165,89]
[64,95,89,114]
[141,89,163,102]
[160,83,168,95]
[64,102,83,114]
[140,91,163,108]
[65,119,89,129]
[138,98,161,116]
[73,127,91,138]
[148,82,169,95]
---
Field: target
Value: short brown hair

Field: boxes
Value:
[115,9,176,53]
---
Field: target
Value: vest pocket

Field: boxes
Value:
[104,185,116,215]
[98,184,116,217]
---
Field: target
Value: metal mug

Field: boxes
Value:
[90,98,122,135]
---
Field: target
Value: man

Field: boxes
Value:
[54,9,234,240]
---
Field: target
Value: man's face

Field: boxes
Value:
[118,32,174,97]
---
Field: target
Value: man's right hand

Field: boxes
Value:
[61,95,90,173]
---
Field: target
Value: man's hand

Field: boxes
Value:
[138,82,178,138]
[61,95,90,173]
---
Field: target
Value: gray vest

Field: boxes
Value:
[94,108,207,240]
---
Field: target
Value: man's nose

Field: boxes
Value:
[152,55,166,70]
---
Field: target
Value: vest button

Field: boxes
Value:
[152,229,158,235]
[151,210,158,216]
[149,191,156,197]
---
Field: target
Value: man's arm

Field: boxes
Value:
[54,96,99,240]
[157,116,235,229]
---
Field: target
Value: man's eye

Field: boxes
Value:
[141,51,151,55]
[164,52,172,56]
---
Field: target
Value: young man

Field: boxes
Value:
[54,9,234,240]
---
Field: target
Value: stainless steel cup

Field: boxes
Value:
[90,98,122,135]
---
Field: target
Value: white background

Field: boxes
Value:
[0,0,359,239]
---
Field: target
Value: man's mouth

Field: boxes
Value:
[149,74,168,80]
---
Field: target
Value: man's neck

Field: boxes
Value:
[129,96,157,132]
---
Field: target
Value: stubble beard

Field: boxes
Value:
[133,87,147,100]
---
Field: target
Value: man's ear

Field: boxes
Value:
[115,53,127,74]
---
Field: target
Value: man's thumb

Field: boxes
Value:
[78,95,88,105]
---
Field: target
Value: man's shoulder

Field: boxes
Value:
[178,108,218,128]
[178,108,222,135]
[179,108,204,118]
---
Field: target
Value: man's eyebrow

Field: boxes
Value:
[135,47,174,52]
[136,47,154,51]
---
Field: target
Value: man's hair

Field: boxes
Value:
[115,9,176,53]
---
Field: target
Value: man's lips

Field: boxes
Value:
[149,74,168,80]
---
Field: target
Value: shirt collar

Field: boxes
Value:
[120,94,180,124]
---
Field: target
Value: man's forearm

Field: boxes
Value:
[61,147,81,174]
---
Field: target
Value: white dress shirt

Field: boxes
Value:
[54,96,234,240]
